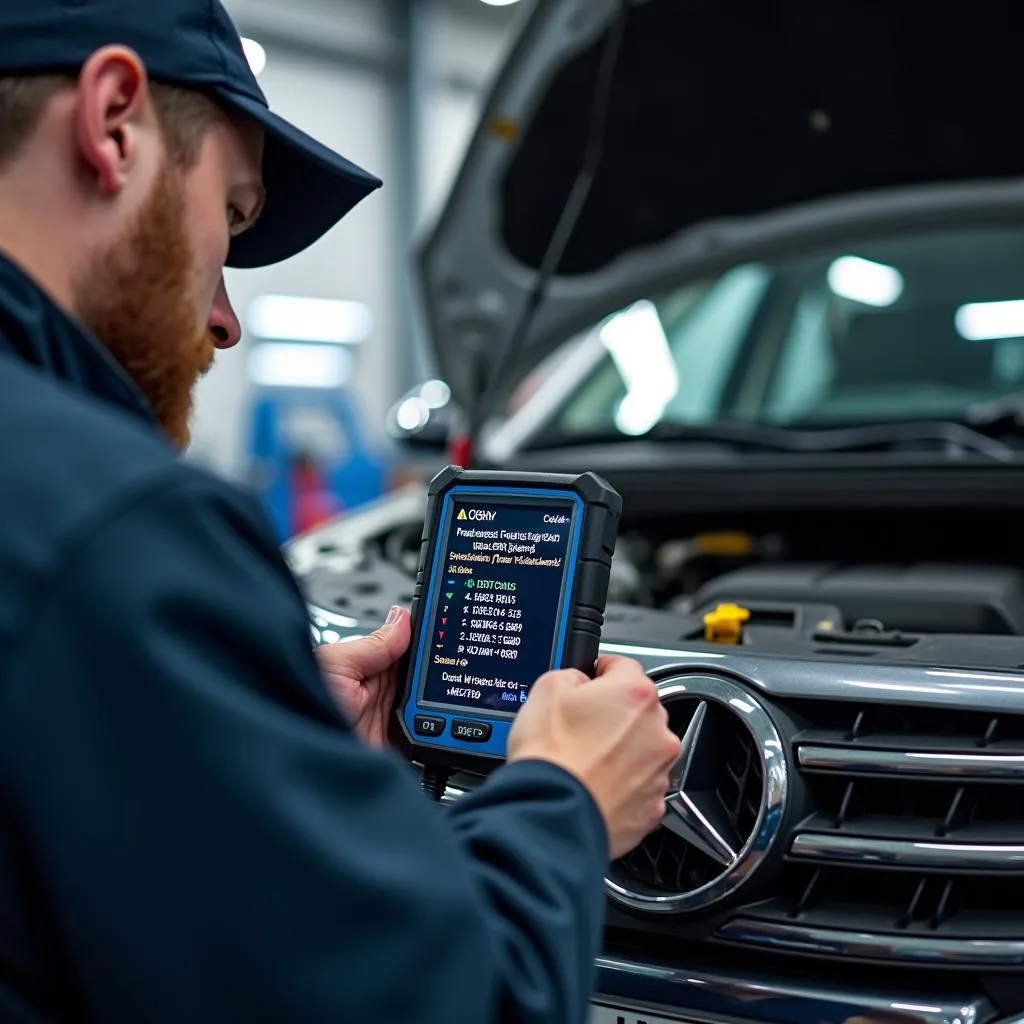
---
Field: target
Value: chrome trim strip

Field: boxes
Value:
[593,954,994,1024]
[792,832,1024,870]
[597,649,1024,715]
[719,918,1024,965]
[798,745,1024,778]
[602,641,727,661]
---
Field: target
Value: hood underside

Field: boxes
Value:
[419,0,1024,414]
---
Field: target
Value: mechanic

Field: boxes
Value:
[0,1,681,1021]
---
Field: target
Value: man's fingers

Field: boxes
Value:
[594,654,646,680]
[364,606,412,667]
[532,667,589,692]
[318,606,411,677]
[589,655,660,705]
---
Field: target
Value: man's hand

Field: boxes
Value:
[507,655,680,860]
[316,606,411,747]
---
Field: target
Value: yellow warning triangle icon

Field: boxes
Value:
[457,508,467,520]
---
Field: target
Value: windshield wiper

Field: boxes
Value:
[634,420,1018,462]
[967,393,1024,432]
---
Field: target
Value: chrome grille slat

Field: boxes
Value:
[791,832,1024,870]
[797,730,1024,754]
[797,744,1024,778]
[745,696,1024,966]
[718,918,1024,966]
[797,811,1024,844]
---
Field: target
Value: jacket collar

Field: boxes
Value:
[0,252,156,427]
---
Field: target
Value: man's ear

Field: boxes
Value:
[73,46,152,197]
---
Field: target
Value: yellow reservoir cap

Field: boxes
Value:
[703,603,751,645]
[694,532,755,558]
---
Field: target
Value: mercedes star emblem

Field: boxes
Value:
[606,673,789,914]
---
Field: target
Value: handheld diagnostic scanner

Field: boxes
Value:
[397,466,621,776]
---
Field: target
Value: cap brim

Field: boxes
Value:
[216,90,382,269]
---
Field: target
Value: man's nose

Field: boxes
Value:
[209,276,241,349]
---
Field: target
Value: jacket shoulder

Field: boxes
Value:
[0,354,263,655]
[0,352,178,492]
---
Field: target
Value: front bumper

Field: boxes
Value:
[591,953,991,1024]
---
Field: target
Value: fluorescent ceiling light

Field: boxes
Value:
[248,342,352,389]
[599,299,679,436]
[241,37,266,76]
[479,0,522,6]
[827,255,904,307]
[395,397,430,432]
[246,295,373,345]
[955,300,1024,341]
[419,379,451,409]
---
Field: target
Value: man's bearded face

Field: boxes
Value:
[74,160,215,449]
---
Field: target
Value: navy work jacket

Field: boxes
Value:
[0,254,607,1022]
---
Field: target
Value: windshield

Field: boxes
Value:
[519,225,1024,445]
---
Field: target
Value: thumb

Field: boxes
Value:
[353,605,412,675]
[317,606,412,679]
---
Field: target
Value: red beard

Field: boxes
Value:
[74,162,214,449]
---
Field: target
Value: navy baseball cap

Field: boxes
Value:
[0,0,382,268]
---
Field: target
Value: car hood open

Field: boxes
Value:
[417,0,1024,417]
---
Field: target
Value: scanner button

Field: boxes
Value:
[414,715,446,738]
[451,719,492,743]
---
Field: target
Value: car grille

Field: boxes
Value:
[618,699,764,895]
[720,700,1024,966]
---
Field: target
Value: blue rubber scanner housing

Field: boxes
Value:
[396,466,621,774]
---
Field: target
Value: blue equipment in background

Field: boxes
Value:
[248,387,389,540]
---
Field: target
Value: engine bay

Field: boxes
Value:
[293,497,1024,653]
[293,493,1024,1015]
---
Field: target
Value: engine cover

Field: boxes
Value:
[694,562,1024,636]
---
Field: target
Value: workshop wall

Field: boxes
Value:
[190,49,398,480]
[188,0,517,483]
